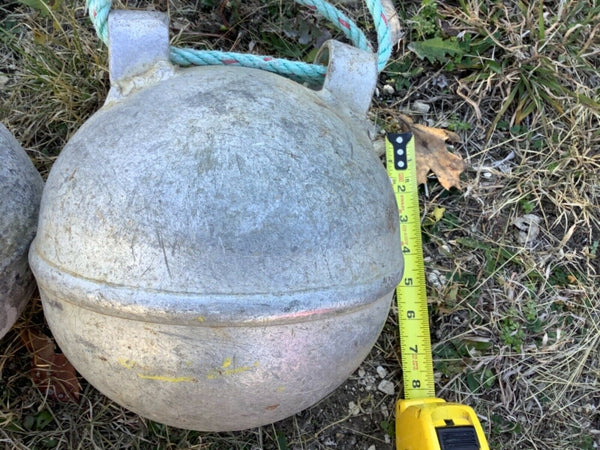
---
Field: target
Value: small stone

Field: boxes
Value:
[377,379,395,395]
[376,365,388,379]
[382,84,395,95]
[358,368,366,378]
[348,401,361,416]
[372,138,386,157]
[427,269,446,288]
[381,403,389,418]
[431,74,449,89]
[513,214,541,246]
[322,438,336,447]
[360,372,377,392]
[412,100,430,114]
[368,446,376,450]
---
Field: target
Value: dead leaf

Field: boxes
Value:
[381,0,403,44]
[398,114,466,190]
[20,328,80,402]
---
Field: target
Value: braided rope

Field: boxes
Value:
[86,0,110,44]
[85,0,392,80]
[365,0,392,72]
[170,47,327,84]
[293,0,370,51]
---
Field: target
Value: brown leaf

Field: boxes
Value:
[398,114,466,190]
[20,328,80,402]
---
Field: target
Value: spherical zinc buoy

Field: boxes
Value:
[1,124,43,339]
[29,11,403,431]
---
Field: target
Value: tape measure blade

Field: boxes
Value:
[386,133,435,399]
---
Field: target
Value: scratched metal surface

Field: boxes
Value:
[0,123,43,339]
[29,11,402,431]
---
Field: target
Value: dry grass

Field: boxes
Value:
[1,0,599,448]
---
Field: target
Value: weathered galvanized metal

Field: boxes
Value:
[1,124,43,339]
[29,11,403,431]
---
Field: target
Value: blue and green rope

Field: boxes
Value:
[85,0,392,83]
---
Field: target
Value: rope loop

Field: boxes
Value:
[86,0,392,81]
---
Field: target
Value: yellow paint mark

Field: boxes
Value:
[118,358,136,369]
[207,362,260,380]
[222,357,233,368]
[197,316,205,322]
[137,374,196,383]
[276,386,286,393]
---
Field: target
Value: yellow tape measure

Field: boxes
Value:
[386,133,489,450]
[385,132,435,399]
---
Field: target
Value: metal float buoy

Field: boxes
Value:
[29,11,403,431]
[1,124,43,339]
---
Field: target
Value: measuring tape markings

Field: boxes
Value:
[387,133,490,449]
[385,133,435,399]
